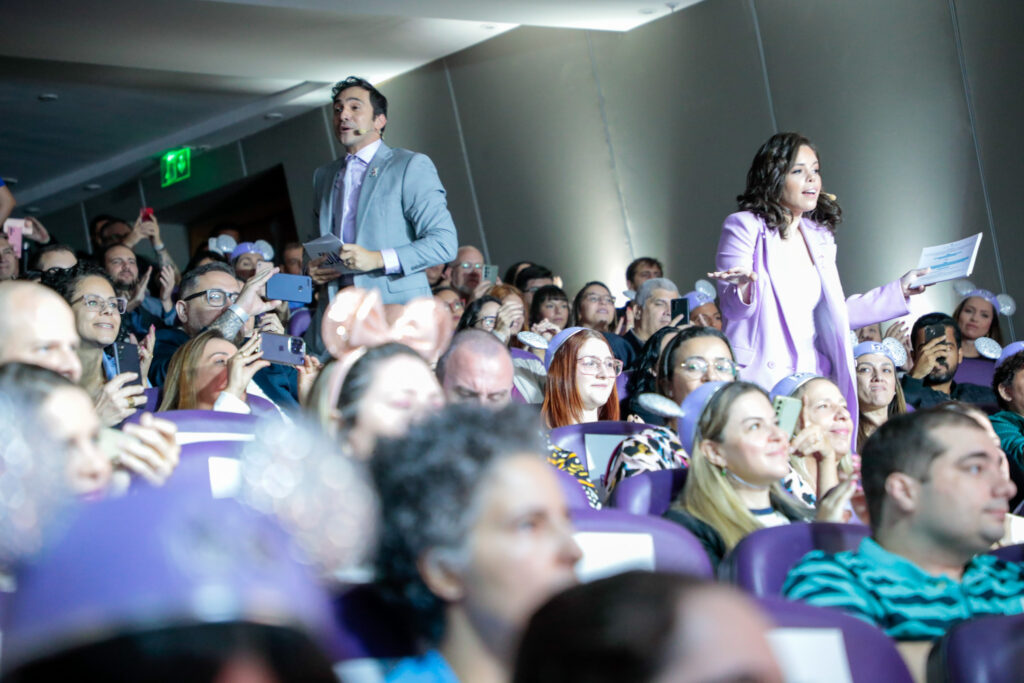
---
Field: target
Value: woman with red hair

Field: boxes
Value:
[542,327,621,429]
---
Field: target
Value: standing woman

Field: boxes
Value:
[711,132,924,430]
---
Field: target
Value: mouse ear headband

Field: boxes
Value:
[952,280,1016,316]
[322,288,453,406]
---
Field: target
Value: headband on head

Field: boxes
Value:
[994,341,1024,370]
[853,338,907,369]
[677,380,729,454]
[230,240,274,264]
[544,326,587,371]
[952,280,1017,316]
[682,290,715,312]
[207,234,237,256]
[769,372,821,402]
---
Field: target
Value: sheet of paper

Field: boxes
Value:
[767,628,853,683]
[573,531,655,582]
[913,232,982,287]
[208,456,241,499]
[303,234,356,275]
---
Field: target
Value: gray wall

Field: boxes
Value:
[37,0,1024,334]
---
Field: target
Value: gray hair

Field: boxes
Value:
[635,277,679,308]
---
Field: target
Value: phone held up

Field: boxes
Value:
[260,332,306,366]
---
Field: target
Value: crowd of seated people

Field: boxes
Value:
[5,130,1024,681]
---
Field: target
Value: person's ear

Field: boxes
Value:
[998,382,1014,405]
[417,549,466,603]
[374,113,387,135]
[701,440,727,469]
[175,300,188,326]
[884,472,920,516]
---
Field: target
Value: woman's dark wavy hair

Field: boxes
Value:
[40,261,115,305]
[371,403,547,645]
[656,326,735,394]
[456,295,500,332]
[571,281,616,329]
[737,132,842,235]
[625,326,685,405]
[336,343,425,427]
[529,284,568,326]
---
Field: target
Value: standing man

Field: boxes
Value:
[308,76,457,354]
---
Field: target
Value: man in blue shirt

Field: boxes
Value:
[784,408,1024,677]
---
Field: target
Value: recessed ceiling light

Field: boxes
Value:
[264,112,284,120]
[37,93,59,102]
[1,177,17,186]
[84,183,102,191]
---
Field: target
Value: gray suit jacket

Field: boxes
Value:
[306,142,458,354]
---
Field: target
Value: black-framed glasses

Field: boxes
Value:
[72,294,127,314]
[677,356,737,380]
[472,315,497,330]
[577,356,624,376]
[583,293,615,306]
[182,289,240,308]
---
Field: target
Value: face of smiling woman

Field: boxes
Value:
[778,145,821,218]
[71,275,121,348]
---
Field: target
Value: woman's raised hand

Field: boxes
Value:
[707,266,757,286]
[225,334,270,400]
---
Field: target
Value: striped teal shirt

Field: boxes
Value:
[783,538,1024,640]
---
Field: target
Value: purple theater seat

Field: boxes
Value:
[553,466,593,510]
[928,612,1024,683]
[616,370,631,402]
[147,409,263,444]
[509,347,538,363]
[132,440,248,497]
[330,584,417,661]
[571,508,712,578]
[719,522,871,596]
[289,307,312,337]
[758,595,913,683]
[989,542,1024,563]
[511,384,527,404]
[607,468,687,516]
[142,387,160,413]
[549,421,654,486]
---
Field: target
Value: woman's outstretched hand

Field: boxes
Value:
[900,268,930,297]
[707,267,757,304]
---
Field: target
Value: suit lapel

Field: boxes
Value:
[355,142,393,239]
[320,157,346,237]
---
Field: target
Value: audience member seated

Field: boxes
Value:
[436,330,514,407]
[856,323,882,343]
[571,280,634,367]
[606,326,737,497]
[783,408,1024,680]
[483,284,527,347]
[682,289,723,330]
[541,327,620,429]
[902,312,996,410]
[855,340,908,451]
[43,263,152,426]
[502,260,532,288]
[230,241,267,281]
[457,295,501,335]
[623,256,663,302]
[953,287,1006,388]
[665,381,852,569]
[447,245,485,301]
[513,264,554,309]
[514,571,782,683]
[149,262,298,411]
[621,326,683,420]
[622,277,680,356]
[0,280,82,381]
[0,235,19,281]
[528,284,569,339]
[33,243,77,274]
[182,248,227,275]
[159,330,277,416]
[989,343,1024,471]
[0,362,179,496]
[372,404,581,683]
[433,285,466,329]
[280,241,304,276]
[308,343,443,459]
[102,243,175,336]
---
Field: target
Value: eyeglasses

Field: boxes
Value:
[473,315,497,330]
[577,356,624,376]
[73,294,127,314]
[677,356,737,379]
[182,289,240,308]
[583,294,615,306]
[444,300,465,313]
[457,262,484,270]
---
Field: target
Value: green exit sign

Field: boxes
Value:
[160,148,191,187]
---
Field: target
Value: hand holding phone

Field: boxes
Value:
[260,332,306,366]
[670,297,689,324]
[266,273,313,304]
[773,395,802,438]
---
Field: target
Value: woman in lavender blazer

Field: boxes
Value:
[710,133,926,430]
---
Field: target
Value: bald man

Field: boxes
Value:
[447,245,486,300]
[436,329,515,407]
[0,281,81,382]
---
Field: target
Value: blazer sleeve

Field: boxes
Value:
[846,279,909,330]
[715,212,762,322]
[392,154,458,274]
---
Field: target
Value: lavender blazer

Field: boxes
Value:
[715,211,909,428]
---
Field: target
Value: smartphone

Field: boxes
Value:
[773,395,802,438]
[266,273,313,304]
[923,323,947,343]
[261,332,305,366]
[139,207,155,222]
[670,297,690,324]
[2,218,24,257]
[482,264,499,283]
[113,341,143,386]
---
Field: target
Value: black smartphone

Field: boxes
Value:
[266,273,313,304]
[261,332,306,366]
[670,297,690,324]
[923,323,948,343]
[113,341,142,385]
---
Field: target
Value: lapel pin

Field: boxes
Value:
[370,167,379,178]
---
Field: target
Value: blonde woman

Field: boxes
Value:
[665,381,854,569]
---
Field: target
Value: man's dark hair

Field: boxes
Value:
[372,403,546,645]
[514,265,553,292]
[88,214,123,237]
[861,408,984,531]
[331,76,388,129]
[993,351,1024,411]
[31,243,75,271]
[911,312,962,349]
[178,262,237,301]
[184,249,228,275]
[503,261,533,286]
[40,261,115,305]
[626,257,663,286]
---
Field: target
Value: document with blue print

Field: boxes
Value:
[912,232,982,287]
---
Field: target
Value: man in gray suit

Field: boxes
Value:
[307,76,457,353]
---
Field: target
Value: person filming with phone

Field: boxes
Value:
[901,312,996,409]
